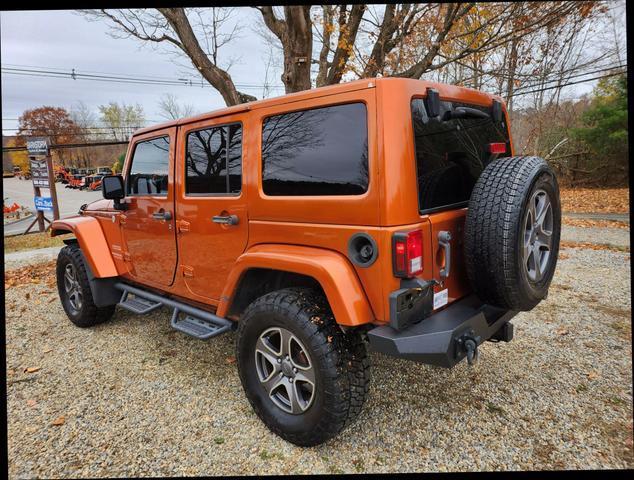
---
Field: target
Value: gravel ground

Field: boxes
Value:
[5,245,633,476]
[560,225,630,248]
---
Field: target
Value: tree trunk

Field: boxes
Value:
[159,8,256,106]
[282,6,313,93]
[258,6,313,94]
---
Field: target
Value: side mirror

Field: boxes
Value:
[424,88,440,118]
[101,175,127,210]
[492,100,503,123]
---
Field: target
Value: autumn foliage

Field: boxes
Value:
[16,106,81,147]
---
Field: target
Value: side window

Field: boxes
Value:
[185,123,242,195]
[127,136,170,196]
[261,103,368,196]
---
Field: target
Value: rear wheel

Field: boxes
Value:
[464,156,561,311]
[56,244,116,327]
[236,288,370,446]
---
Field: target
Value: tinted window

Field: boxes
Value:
[185,123,242,195]
[127,136,170,195]
[262,103,368,196]
[411,99,510,212]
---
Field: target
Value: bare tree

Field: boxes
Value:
[81,3,617,108]
[81,8,256,106]
[158,93,195,120]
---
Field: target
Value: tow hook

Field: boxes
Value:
[455,331,481,366]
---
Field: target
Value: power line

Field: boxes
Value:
[1,65,286,90]
[2,140,129,153]
[508,70,626,98]
[509,63,627,95]
[508,64,626,96]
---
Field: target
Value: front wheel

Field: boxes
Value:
[56,244,116,327]
[236,288,370,447]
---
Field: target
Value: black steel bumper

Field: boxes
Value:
[367,294,517,368]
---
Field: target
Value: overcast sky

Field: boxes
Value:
[1,5,627,136]
[1,9,282,133]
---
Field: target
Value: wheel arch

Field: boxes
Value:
[218,244,375,327]
[51,216,118,278]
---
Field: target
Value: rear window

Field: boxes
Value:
[411,99,510,213]
[261,102,368,196]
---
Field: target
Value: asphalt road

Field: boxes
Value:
[3,177,101,236]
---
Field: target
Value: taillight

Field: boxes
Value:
[392,230,423,278]
[487,142,506,154]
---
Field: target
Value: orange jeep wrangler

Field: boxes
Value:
[51,78,561,446]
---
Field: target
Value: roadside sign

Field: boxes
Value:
[24,139,60,235]
[30,158,50,188]
[34,196,53,211]
[26,137,50,156]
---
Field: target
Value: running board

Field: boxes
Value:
[114,283,233,339]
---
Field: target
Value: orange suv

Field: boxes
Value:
[52,78,561,446]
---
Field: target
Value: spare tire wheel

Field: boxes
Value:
[464,156,561,311]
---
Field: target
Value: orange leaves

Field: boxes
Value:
[4,260,57,290]
[51,416,66,426]
[563,218,629,230]
[560,188,630,214]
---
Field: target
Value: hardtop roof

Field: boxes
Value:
[133,77,503,137]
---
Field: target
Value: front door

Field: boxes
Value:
[175,116,249,302]
[120,129,178,287]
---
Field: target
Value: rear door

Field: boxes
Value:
[120,129,178,287]
[175,116,248,302]
[411,97,511,308]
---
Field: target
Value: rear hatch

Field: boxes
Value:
[410,97,511,310]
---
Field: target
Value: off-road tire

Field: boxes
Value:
[464,156,561,311]
[56,244,116,327]
[236,287,370,447]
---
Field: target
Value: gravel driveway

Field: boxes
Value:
[5,246,633,476]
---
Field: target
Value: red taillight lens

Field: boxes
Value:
[487,142,506,154]
[393,230,423,278]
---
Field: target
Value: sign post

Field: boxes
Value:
[24,137,60,235]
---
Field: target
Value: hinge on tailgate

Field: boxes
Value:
[182,265,194,277]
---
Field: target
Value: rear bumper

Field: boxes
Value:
[367,294,517,368]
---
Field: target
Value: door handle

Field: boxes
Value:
[438,230,452,279]
[212,214,239,225]
[152,210,172,221]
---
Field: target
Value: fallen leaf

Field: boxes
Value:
[556,328,569,336]
[24,367,40,374]
[43,348,53,354]
[225,356,236,364]
[586,371,600,380]
[26,399,37,407]
[560,187,629,214]
[25,292,30,300]
[51,416,65,426]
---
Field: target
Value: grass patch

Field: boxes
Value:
[560,240,630,253]
[486,402,506,416]
[3,232,69,254]
[576,383,588,393]
[259,449,284,461]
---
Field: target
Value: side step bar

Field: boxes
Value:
[114,283,233,339]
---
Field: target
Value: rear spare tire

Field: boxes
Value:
[464,156,561,311]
